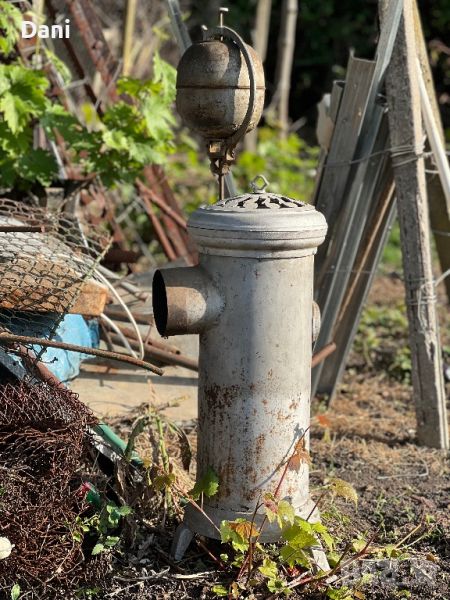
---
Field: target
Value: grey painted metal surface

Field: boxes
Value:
[153,190,327,542]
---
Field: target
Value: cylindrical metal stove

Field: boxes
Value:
[153,184,327,551]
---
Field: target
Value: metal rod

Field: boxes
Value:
[165,0,191,52]
[142,196,177,261]
[103,307,153,325]
[107,331,199,372]
[0,332,164,376]
[125,331,185,360]
[417,59,450,217]
[118,324,181,355]
[137,181,188,230]
[311,342,336,369]
[0,225,46,233]
[218,173,225,201]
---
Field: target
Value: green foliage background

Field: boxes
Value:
[0,1,177,191]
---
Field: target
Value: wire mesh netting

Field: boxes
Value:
[0,198,110,370]
[0,381,98,588]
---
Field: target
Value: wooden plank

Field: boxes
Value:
[413,1,450,302]
[70,279,109,316]
[0,276,108,317]
[317,141,396,399]
[312,82,344,203]
[313,55,376,268]
[312,100,387,392]
[384,0,448,448]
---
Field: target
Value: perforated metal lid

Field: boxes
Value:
[188,176,327,258]
[205,192,306,210]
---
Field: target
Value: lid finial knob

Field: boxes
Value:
[250,174,269,194]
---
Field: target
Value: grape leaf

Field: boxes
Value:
[0,92,20,133]
[0,1,22,56]
[153,53,176,102]
[229,519,258,540]
[288,436,311,471]
[18,149,58,186]
[91,543,105,556]
[211,585,228,597]
[280,544,311,568]
[277,500,296,528]
[190,466,219,499]
[259,557,278,579]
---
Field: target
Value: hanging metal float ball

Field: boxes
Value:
[176,35,265,140]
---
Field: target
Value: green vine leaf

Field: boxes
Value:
[91,543,105,556]
[10,583,21,600]
[258,557,278,579]
[190,466,219,499]
[220,519,250,553]
[211,585,228,597]
[0,1,22,56]
[153,472,176,491]
[277,500,296,528]
[280,544,311,568]
[153,52,177,102]
[18,149,58,186]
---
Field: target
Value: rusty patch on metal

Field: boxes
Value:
[204,383,239,410]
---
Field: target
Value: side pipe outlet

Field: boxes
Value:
[153,266,224,336]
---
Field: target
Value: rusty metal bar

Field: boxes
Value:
[45,0,101,108]
[106,332,199,372]
[137,181,188,230]
[141,195,177,261]
[103,308,153,325]
[0,225,46,233]
[66,0,119,101]
[0,332,164,376]
[144,167,196,262]
[118,324,181,355]
[311,342,336,369]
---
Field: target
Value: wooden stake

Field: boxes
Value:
[245,0,272,152]
[269,0,298,138]
[412,1,450,303]
[384,0,448,448]
[123,0,138,76]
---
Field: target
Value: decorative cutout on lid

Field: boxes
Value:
[203,174,306,210]
[205,194,306,210]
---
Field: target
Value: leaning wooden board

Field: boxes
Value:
[413,0,450,303]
